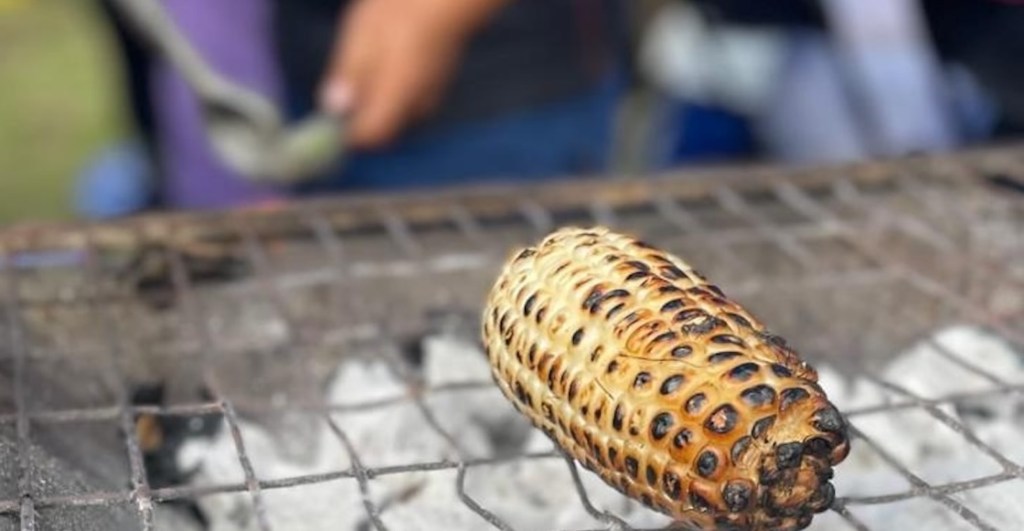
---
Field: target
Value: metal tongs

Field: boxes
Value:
[109,0,347,184]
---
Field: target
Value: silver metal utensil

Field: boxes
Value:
[109,0,346,184]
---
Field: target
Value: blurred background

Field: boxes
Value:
[1,0,1023,225]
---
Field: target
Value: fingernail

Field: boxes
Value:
[320,82,353,114]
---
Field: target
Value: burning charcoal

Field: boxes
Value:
[130,384,223,488]
[482,226,849,530]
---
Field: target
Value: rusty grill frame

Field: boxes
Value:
[2,145,1024,531]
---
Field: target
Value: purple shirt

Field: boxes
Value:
[152,0,284,209]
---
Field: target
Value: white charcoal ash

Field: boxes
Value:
[419,334,525,459]
[168,325,1024,530]
[458,427,673,530]
[808,325,1024,531]
[168,331,672,531]
[415,334,673,529]
[174,353,475,531]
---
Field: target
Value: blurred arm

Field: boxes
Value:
[319,0,512,150]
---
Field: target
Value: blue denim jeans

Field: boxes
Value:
[293,73,624,195]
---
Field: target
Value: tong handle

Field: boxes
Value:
[109,0,241,100]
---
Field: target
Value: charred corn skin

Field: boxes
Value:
[482,227,850,531]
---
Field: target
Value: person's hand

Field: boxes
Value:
[319,0,509,150]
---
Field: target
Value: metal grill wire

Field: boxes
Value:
[1,152,1023,531]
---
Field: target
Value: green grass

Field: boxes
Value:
[0,0,125,225]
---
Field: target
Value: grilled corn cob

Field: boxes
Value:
[482,226,849,531]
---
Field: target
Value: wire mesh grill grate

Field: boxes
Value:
[2,146,1024,530]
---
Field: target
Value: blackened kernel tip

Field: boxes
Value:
[622,311,642,326]
[706,404,739,434]
[675,309,707,322]
[523,294,537,316]
[752,415,776,439]
[663,471,682,500]
[685,393,708,414]
[660,299,685,313]
[728,362,760,381]
[696,450,719,478]
[612,404,625,431]
[633,372,652,389]
[652,331,677,344]
[606,302,626,319]
[591,289,630,313]
[731,436,753,463]
[660,374,686,395]
[673,428,693,448]
[671,345,693,358]
[546,368,558,389]
[498,312,510,333]
[684,317,724,335]
[771,363,793,377]
[759,467,782,487]
[775,442,804,469]
[727,312,752,328]
[645,465,657,486]
[804,437,833,458]
[708,351,743,364]
[723,481,752,512]
[513,381,528,404]
[626,271,650,282]
[571,328,584,346]
[780,387,812,411]
[689,492,712,513]
[662,265,689,280]
[741,385,777,408]
[583,284,603,304]
[515,248,536,260]
[762,331,788,347]
[813,406,846,434]
[711,334,746,347]
[650,412,675,440]
[624,456,639,478]
[626,260,651,272]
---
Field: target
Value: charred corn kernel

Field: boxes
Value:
[482,226,850,531]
